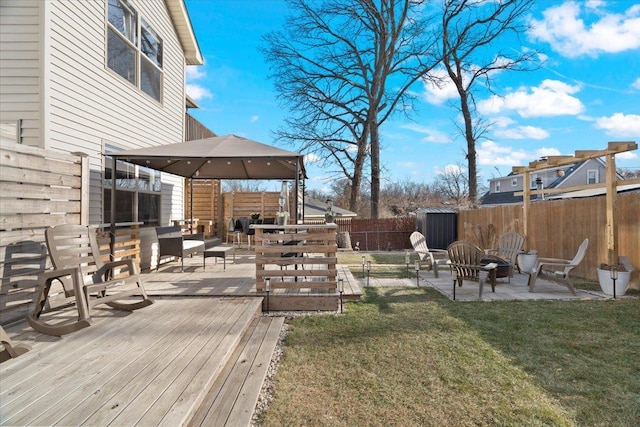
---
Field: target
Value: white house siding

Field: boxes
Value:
[0,0,42,146]
[42,0,187,225]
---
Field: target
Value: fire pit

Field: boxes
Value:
[481,255,511,278]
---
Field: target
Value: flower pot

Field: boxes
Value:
[597,268,631,296]
[517,253,538,274]
[277,215,288,226]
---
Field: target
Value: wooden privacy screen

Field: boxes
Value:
[0,143,88,325]
[253,224,337,293]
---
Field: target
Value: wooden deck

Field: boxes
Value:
[0,249,360,426]
[0,297,285,426]
[143,248,363,309]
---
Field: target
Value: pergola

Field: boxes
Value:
[105,135,306,251]
[513,141,638,266]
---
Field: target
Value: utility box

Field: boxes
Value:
[416,208,457,250]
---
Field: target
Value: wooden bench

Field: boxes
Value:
[156,226,205,272]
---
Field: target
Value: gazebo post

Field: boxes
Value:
[189,177,194,233]
[110,155,117,261]
[605,152,618,266]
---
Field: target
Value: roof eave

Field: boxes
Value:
[166,0,204,65]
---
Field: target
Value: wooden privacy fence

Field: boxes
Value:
[0,143,89,325]
[458,191,640,282]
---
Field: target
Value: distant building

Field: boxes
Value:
[303,197,357,221]
[480,158,621,206]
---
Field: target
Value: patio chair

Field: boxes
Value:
[528,239,589,295]
[156,226,205,272]
[447,241,498,300]
[1,325,31,363]
[27,224,153,336]
[226,217,243,246]
[485,231,525,282]
[409,231,449,278]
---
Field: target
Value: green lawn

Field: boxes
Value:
[260,286,640,426]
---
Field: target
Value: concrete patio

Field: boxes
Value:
[343,263,615,302]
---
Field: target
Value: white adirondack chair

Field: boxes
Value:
[528,239,589,295]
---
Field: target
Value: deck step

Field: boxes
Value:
[188,315,284,427]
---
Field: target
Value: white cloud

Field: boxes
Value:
[185,84,212,101]
[617,151,637,160]
[478,79,584,118]
[422,69,459,105]
[396,161,422,168]
[305,153,322,163]
[594,113,640,137]
[493,125,550,140]
[401,123,452,144]
[632,78,640,90]
[477,140,561,166]
[249,115,259,123]
[186,65,206,80]
[529,1,640,58]
[185,65,213,101]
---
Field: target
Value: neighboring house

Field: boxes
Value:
[0,0,203,227]
[480,158,621,206]
[303,197,357,221]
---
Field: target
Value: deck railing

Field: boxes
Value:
[253,224,337,293]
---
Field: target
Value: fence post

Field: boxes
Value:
[72,152,90,226]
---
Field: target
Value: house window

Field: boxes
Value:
[511,178,517,187]
[587,169,598,185]
[494,181,501,192]
[107,0,163,102]
[104,147,161,227]
[530,174,538,188]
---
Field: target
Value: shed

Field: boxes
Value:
[415,208,457,250]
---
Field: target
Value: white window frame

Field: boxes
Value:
[587,169,598,185]
[494,181,501,193]
[106,0,164,103]
[511,177,517,187]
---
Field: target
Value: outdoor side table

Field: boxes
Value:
[203,246,235,271]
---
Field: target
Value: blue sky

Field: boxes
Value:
[184,0,640,192]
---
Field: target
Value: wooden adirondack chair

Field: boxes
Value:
[27,224,153,336]
[0,325,30,363]
[447,241,498,300]
[486,231,526,281]
[409,231,449,278]
[528,239,589,295]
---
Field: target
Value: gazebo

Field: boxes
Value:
[105,134,306,248]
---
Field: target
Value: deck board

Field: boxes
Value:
[0,298,262,426]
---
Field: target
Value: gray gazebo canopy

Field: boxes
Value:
[106,134,306,180]
[105,135,306,245]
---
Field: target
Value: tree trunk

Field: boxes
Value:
[370,122,380,219]
[460,92,477,206]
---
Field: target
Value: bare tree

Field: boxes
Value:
[380,179,439,216]
[434,163,470,207]
[435,0,538,206]
[222,180,267,192]
[262,0,440,217]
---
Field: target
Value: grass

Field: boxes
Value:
[259,254,640,426]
